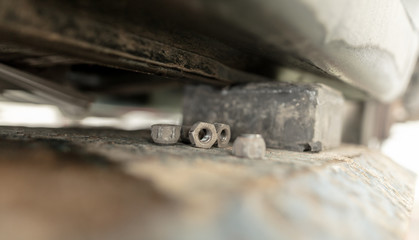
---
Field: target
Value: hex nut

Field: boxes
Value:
[214,123,231,148]
[189,122,217,149]
[151,124,181,145]
[232,134,266,159]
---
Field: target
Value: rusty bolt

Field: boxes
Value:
[189,122,217,149]
[151,124,181,145]
[214,123,231,148]
[232,134,266,159]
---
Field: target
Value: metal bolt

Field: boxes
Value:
[150,124,181,145]
[189,122,217,149]
[232,134,266,159]
[214,123,231,148]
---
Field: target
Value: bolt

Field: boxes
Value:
[189,122,217,149]
[232,134,266,159]
[214,123,231,148]
[150,124,181,145]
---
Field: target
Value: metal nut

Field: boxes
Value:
[151,124,181,145]
[214,123,231,148]
[232,134,266,159]
[189,122,217,148]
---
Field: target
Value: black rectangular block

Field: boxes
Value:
[182,82,344,152]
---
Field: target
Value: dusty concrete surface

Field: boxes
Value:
[0,126,415,240]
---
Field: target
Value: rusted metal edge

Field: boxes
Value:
[0,2,270,86]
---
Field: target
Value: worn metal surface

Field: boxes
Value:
[0,0,416,101]
[214,123,231,148]
[0,0,270,87]
[150,124,181,145]
[188,122,217,149]
[183,83,344,152]
[232,134,266,159]
[0,126,414,240]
